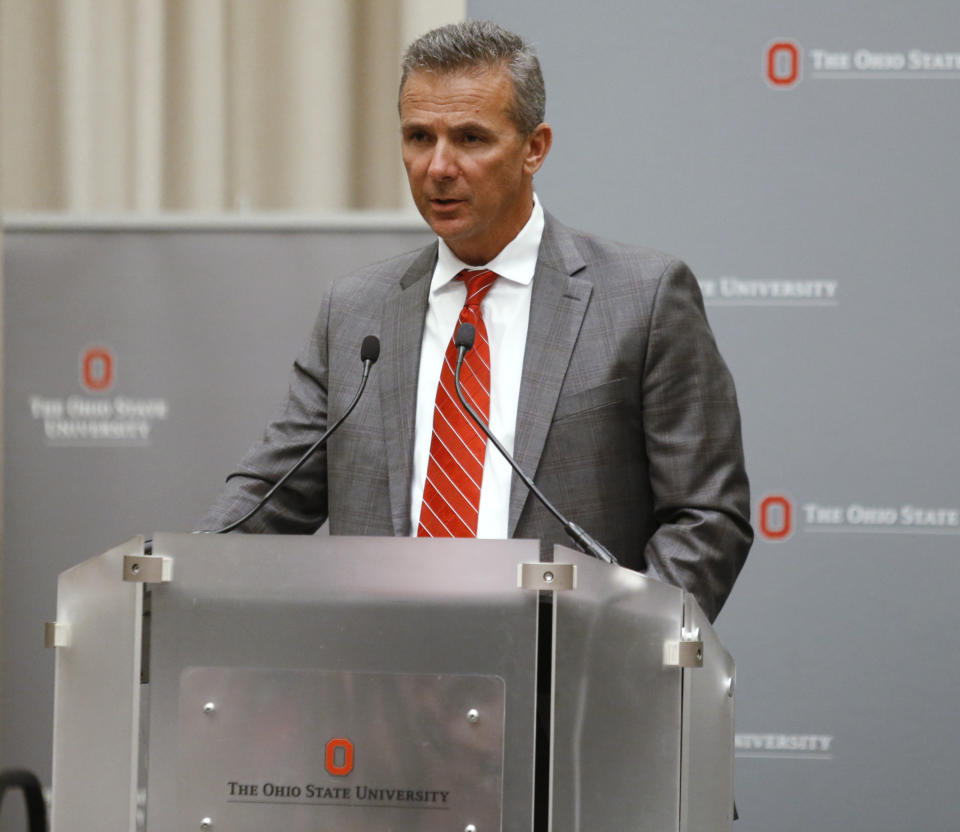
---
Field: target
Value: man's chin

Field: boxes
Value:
[424,214,473,242]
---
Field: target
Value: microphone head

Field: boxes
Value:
[360,335,381,364]
[454,323,476,350]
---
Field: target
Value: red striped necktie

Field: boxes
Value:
[417,268,498,538]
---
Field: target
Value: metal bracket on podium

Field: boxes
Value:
[44,621,71,648]
[518,562,577,591]
[664,626,704,668]
[122,554,173,583]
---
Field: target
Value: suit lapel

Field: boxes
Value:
[380,243,437,535]
[508,216,591,535]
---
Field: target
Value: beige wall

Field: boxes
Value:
[0,0,466,214]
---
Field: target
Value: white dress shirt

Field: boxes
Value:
[409,195,545,538]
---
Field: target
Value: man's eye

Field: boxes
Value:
[463,134,483,144]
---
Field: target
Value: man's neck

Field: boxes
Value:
[445,195,535,266]
[436,195,544,280]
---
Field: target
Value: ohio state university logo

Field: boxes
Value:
[765,40,802,88]
[758,494,793,541]
[79,345,116,393]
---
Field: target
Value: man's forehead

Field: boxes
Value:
[400,63,515,114]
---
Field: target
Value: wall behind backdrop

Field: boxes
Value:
[0,0,465,212]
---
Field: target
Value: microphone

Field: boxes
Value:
[453,323,617,564]
[204,335,381,534]
[360,334,380,364]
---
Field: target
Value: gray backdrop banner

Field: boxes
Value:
[464,1,960,829]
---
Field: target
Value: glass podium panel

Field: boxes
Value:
[679,596,735,831]
[50,536,144,832]
[145,534,541,832]
[551,547,686,832]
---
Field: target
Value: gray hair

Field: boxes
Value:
[399,20,545,135]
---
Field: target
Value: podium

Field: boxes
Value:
[49,534,735,831]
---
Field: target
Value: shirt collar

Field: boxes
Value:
[433,193,544,290]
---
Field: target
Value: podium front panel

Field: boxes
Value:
[144,534,540,832]
[551,549,685,832]
[178,667,505,829]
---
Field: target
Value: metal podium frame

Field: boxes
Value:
[48,534,734,832]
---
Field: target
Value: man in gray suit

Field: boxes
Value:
[202,21,752,622]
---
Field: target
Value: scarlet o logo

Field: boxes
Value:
[325,738,354,776]
[80,346,115,392]
[759,495,792,540]
[766,41,801,88]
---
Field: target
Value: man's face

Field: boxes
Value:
[400,65,551,265]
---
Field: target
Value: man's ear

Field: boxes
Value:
[523,122,553,175]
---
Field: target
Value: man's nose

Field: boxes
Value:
[427,140,458,179]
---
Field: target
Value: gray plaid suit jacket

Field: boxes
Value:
[201,213,752,621]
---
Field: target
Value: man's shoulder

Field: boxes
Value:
[542,213,683,282]
[330,241,437,300]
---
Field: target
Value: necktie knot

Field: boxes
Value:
[458,269,498,310]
